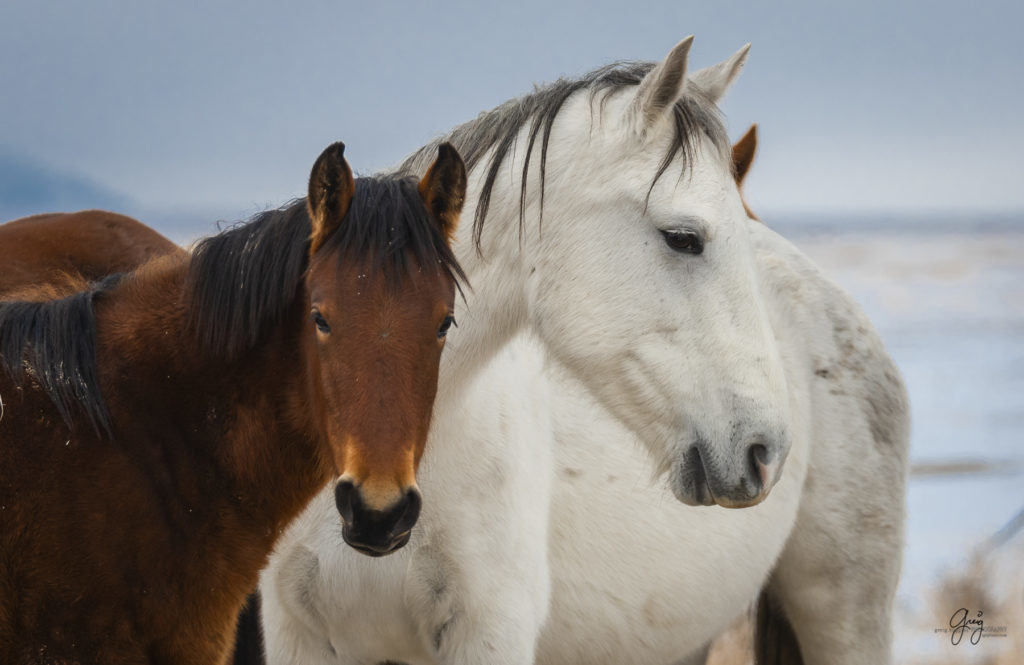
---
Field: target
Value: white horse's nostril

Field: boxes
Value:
[749,443,769,482]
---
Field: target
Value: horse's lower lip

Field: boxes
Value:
[347,543,391,558]
[341,529,412,557]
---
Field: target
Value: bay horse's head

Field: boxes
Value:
[303,142,466,556]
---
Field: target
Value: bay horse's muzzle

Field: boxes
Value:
[334,480,422,557]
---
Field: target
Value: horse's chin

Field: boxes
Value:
[341,528,412,557]
[670,475,770,508]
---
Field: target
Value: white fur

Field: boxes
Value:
[261,40,909,665]
[688,43,751,103]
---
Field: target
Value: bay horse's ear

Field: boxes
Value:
[732,124,758,185]
[630,36,693,134]
[308,141,356,255]
[417,142,466,242]
[689,43,751,103]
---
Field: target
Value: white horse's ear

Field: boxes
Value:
[688,43,751,103]
[630,36,694,133]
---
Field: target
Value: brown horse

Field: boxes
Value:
[0,210,182,295]
[0,141,467,665]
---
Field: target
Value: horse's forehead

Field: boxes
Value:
[557,92,730,178]
[563,133,735,214]
[307,252,452,307]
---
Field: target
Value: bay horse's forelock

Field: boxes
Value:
[0,145,465,664]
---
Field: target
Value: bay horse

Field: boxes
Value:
[0,141,467,664]
[0,210,182,295]
[259,37,908,665]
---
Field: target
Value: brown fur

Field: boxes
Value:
[754,588,804,665]
[731,124,760,221]
[417,143,467,242]
[0,145,465,664]
[0,210,183,296]
[308,143,357,254]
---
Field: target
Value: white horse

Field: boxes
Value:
[258,37,909,665]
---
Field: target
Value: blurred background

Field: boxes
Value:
[2,1,1022,661]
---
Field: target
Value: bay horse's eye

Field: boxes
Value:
[437,315,456,340]
[311,310,331,334]
[660,229,704,255]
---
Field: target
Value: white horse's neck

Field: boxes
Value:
[435,150,535,397]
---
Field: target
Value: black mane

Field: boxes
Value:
[186,201,312,360]
[0,274,122,436]
[186,174,466,360]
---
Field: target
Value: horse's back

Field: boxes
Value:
[0,210,181,294]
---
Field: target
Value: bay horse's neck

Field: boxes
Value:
[94,253,330,590]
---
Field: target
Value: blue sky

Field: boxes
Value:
[2,0,1022,228]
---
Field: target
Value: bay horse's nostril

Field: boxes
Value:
[334,479,357,525]
[391,487,422,537]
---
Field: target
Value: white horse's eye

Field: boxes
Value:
[660,229,704,255]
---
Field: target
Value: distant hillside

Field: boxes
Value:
[0,147,128,221]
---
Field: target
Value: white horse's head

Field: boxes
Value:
[527,39,791,507]
[406,38,791,507]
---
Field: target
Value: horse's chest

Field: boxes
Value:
[311,557,430,664]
